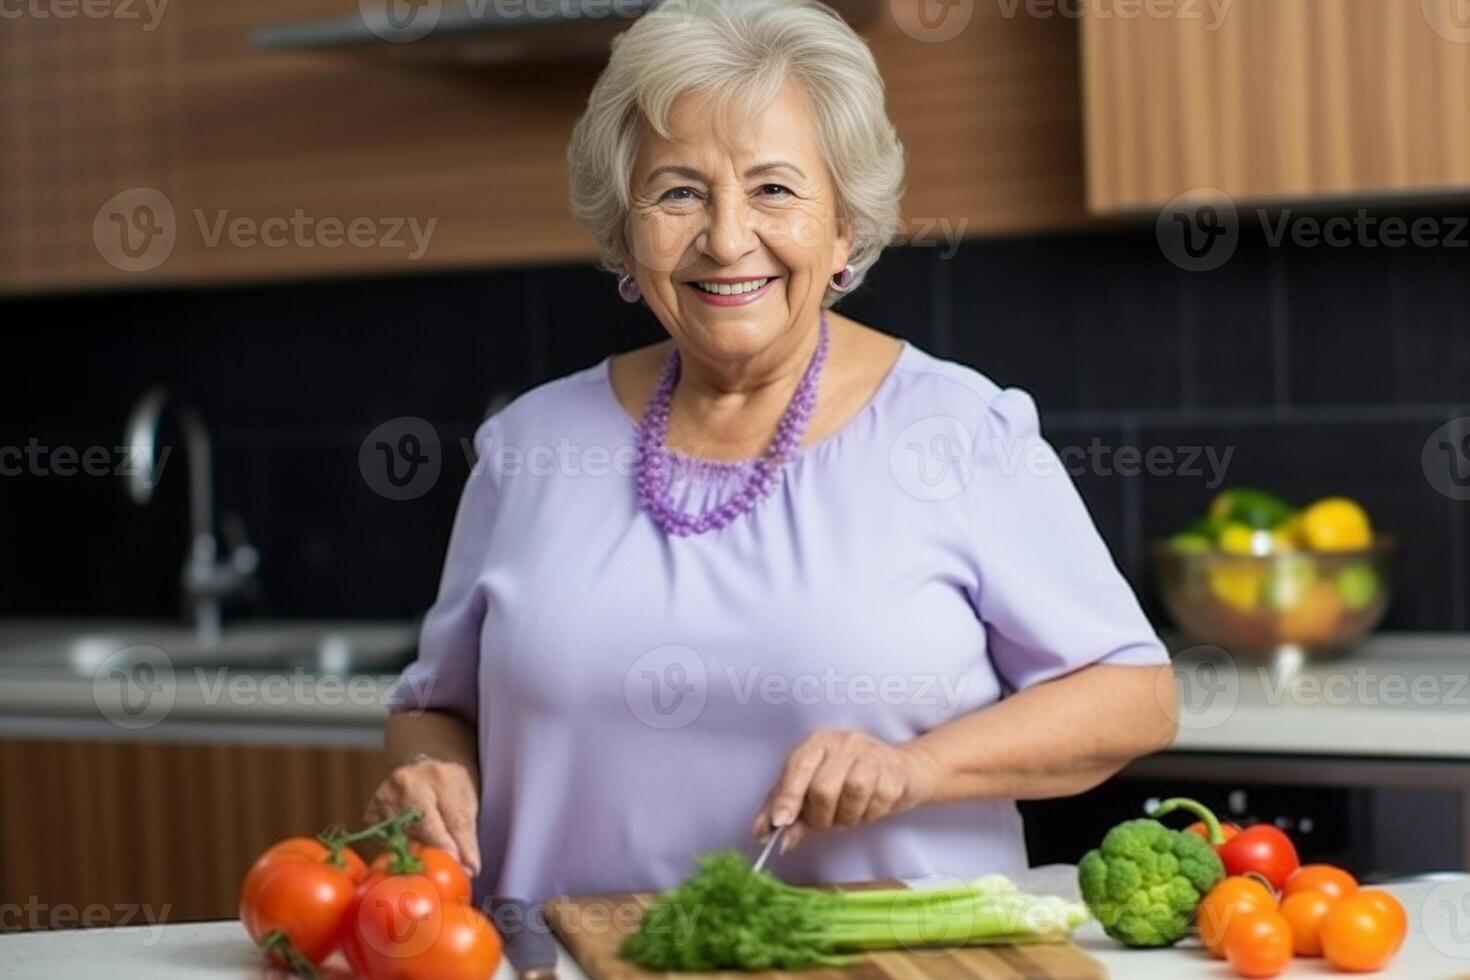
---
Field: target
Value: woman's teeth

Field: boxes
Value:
[694,278,770,295]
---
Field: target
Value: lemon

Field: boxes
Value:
[1300,497,1373,552]
[1219,522,1275,556]
[1336,564,1380,611]
[1264,555,1318,611]
[1209,564,1265,611]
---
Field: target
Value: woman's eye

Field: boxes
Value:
[759,184,792,197]
[659,187,697,203]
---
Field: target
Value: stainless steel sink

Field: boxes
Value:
[0,620,417,676]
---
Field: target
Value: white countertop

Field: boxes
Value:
[7,866,1470,979]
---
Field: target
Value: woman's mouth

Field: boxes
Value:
[686,277,778,307]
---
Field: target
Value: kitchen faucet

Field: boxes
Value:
[124,388,258,645]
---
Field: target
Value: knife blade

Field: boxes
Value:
[485,896,559,980]
[752,823,787,873]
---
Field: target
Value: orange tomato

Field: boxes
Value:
[1223,908,1294,978]
[1284,864,1358,901]
[1198,876,1278,958]
[1280,889,1334,956]
[1321,890,1408,972]
[238,837,367,923]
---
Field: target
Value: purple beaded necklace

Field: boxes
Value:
[635,312,830,537]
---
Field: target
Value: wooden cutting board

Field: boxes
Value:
[544,881,1107,980]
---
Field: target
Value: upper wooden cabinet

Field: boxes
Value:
[1,1,1090,294]
[1081,0,1470,212]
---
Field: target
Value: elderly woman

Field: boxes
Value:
[367,0,1176,901]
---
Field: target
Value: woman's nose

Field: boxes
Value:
[699,195,757,266]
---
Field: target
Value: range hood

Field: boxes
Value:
[251,0,879,67]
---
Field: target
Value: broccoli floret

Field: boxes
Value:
[1077,816,1225,947]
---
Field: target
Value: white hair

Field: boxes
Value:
[567,0,905,307]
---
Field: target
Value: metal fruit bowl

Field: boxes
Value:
[1153,536,1397,664]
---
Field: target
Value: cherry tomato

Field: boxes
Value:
[1279,889,1334,956]
[241,857,357,966]
[1321,890,1407,972]
[1219,824,1300,892]
[1284,864,1357,902]
[371,842,472,905]
[1198,876,1277,958]
[1188,819,1242,844]
[1222,908,1294,978]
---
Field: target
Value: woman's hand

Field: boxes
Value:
[364,756,482,876]
[751,729,942,854]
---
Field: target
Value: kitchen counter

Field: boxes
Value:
[6,866,1469,979]
[4,626,1470,759]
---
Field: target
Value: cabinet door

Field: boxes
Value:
[1081,0,1470,211]
[0,739,386,930]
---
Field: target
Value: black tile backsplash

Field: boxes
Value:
[4,215,1468,629]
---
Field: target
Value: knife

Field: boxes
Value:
[752,823,787,873]
[485,896,559,980]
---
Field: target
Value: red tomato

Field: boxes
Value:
[1219,824,1300,892]
[352,872,501,979]
[1280,889,1334,956]
[239,837,367,922]
[1284,864,1357,902]
[241,857,357,966]
[371,842,472,905]
[1321,890,1407,972]
[1223,908,1294,978]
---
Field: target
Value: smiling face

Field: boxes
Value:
[625,81,852,372]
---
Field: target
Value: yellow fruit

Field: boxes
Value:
[1300,497,1373,552]
[1219,523,1274,556]
[1210,564,1266,611]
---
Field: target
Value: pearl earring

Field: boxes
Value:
[831,265,856,292]
[617,274,642,303]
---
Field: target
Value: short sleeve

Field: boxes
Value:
[968,387,1168,692]
[387,415,502,723]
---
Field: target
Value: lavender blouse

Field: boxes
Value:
[388,340,1167,903]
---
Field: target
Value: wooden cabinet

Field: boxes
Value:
[1,1,1092,293]
[1081,0,1470,211]
[0,738,386,930]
